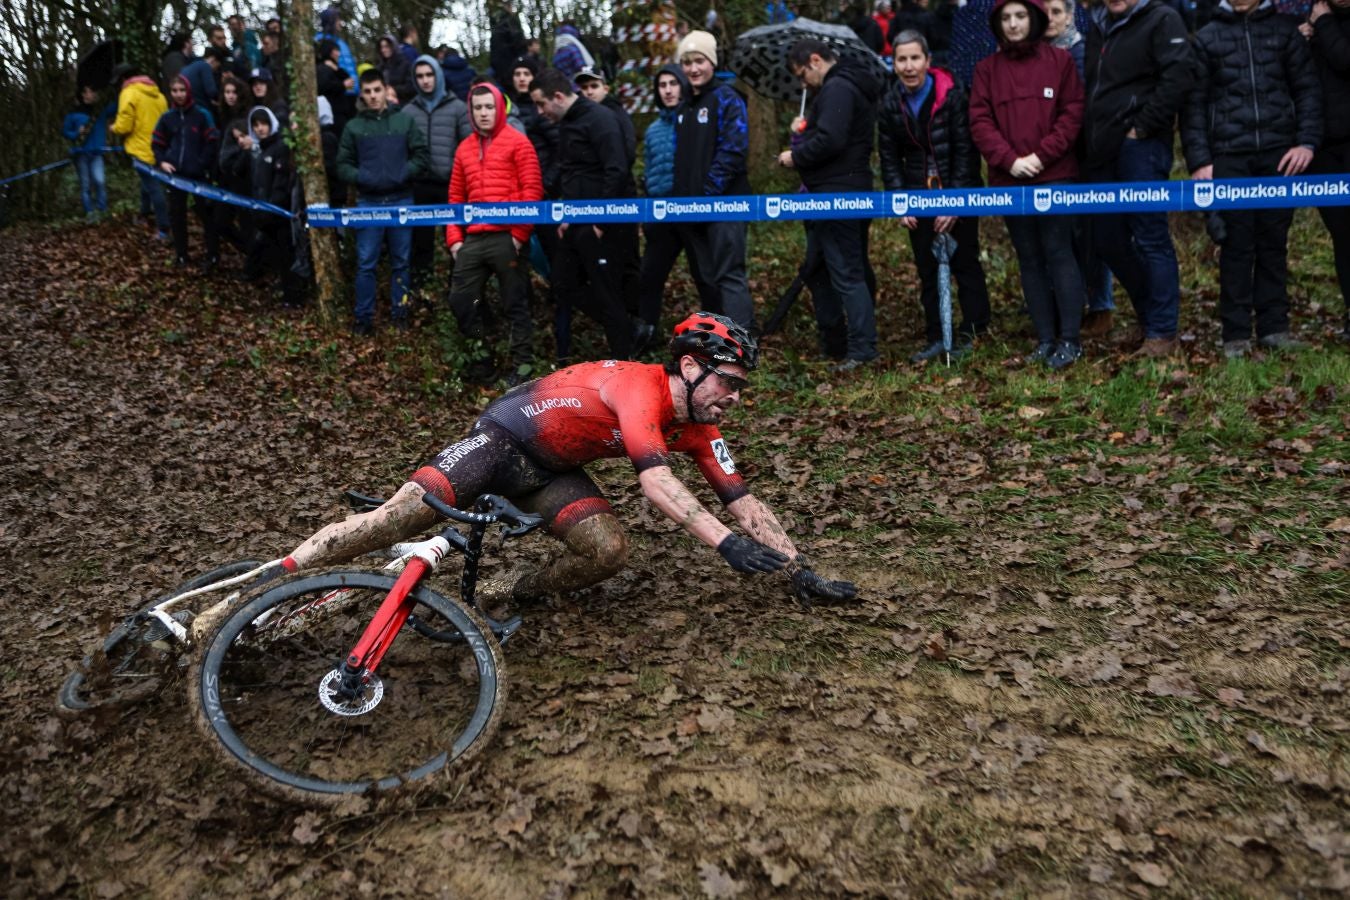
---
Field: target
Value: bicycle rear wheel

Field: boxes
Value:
[189,567,505,806]
[59,560,263,712]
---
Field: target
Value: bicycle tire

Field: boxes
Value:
[188,566,505,807]
[59,559,264,712]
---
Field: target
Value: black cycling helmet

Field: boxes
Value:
[668,311,758,371]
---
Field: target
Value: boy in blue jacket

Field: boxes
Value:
[62,86,113,219]
[152,76,221,269]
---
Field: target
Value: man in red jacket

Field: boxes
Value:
[446,82,544,386]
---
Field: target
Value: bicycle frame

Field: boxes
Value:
[329,499,501,701]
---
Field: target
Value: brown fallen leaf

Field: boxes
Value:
[698,862,744,898]
[291,812,322,846]
[696,705,736,734]
[1130,861,1170,887]
[1017,405,1045,421]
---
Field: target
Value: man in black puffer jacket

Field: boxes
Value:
[1304,0,1350,341]
[1182,0,1322,356]
[1084,0,1193,358]
[878,29,991,363]
[779,40,883,372]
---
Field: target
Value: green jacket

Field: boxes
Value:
[336,106,429,195]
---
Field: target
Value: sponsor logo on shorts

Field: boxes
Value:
[710,438,736,475]
[435,433,491,473]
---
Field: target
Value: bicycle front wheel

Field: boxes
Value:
[59,560,263,712]
[189,567,505,806]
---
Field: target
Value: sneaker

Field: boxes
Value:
[1081,309,1114,337]
[1133,337,1179,359]
[830,356,877,374]
[351,320,375,337]
[1257,332,1309,351]
[1026,341,1055,363]
[1046,341,1082,370]
[908,341,945,363]
[1223,339,1252,359]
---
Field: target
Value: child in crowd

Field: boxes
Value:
[151,75,220,269]
[62,85,112,220]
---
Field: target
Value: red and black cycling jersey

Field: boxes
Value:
[480,360,748,504]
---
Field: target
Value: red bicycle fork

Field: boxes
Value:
[337,534,451,693]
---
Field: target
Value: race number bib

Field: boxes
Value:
[710,438,736,475]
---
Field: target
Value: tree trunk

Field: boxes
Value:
[287,0,343,321]
[744,88,780,192]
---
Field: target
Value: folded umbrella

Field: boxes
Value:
[933,232,957,364]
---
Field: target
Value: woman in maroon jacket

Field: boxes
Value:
[969,0,1086,369]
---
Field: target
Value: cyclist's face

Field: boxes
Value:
[684,357,748,423]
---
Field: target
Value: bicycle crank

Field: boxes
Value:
[317,669,384,716]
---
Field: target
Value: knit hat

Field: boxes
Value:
[511,54,540,77]
[676,30,718,67]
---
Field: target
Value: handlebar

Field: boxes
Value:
[421,493,545,537]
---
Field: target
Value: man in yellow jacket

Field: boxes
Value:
[110,65,170,239]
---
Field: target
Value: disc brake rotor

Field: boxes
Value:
[317,669,384,716]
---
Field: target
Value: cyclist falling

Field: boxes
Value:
[273,312,857,608]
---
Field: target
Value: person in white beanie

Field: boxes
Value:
[671,30,756,330]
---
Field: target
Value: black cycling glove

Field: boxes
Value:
[787,556,859,608]
[717,533,790,574]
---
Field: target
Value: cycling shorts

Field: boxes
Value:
[410,422,612,537]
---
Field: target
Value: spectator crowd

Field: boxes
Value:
[67,0,1348,385]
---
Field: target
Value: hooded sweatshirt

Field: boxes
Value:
[111,76,168,164]
[968,0,1083,186]
[404,53,468,183]
[246,105,293,210]
[151,76,219,179]
[379,33,415,102]
[790,57,884,192]
[445,82,543,247]
[643,63,691,197]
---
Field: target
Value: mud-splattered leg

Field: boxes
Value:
[478,514,629,604]
[287,482,438,569]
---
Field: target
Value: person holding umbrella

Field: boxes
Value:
[776,39,883,373]
[878,30,990,363]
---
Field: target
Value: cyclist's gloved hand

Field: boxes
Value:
[717,533,790,574]
[787,556,859,608]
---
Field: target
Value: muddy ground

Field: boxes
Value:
[1,219,1346,898]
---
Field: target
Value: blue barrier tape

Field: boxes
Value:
[132,158,294,218]
[0,159,72,187]
[304,174,1350,229]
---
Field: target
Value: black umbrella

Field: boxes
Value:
[77,39,126,90]
[729,18,888,102]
